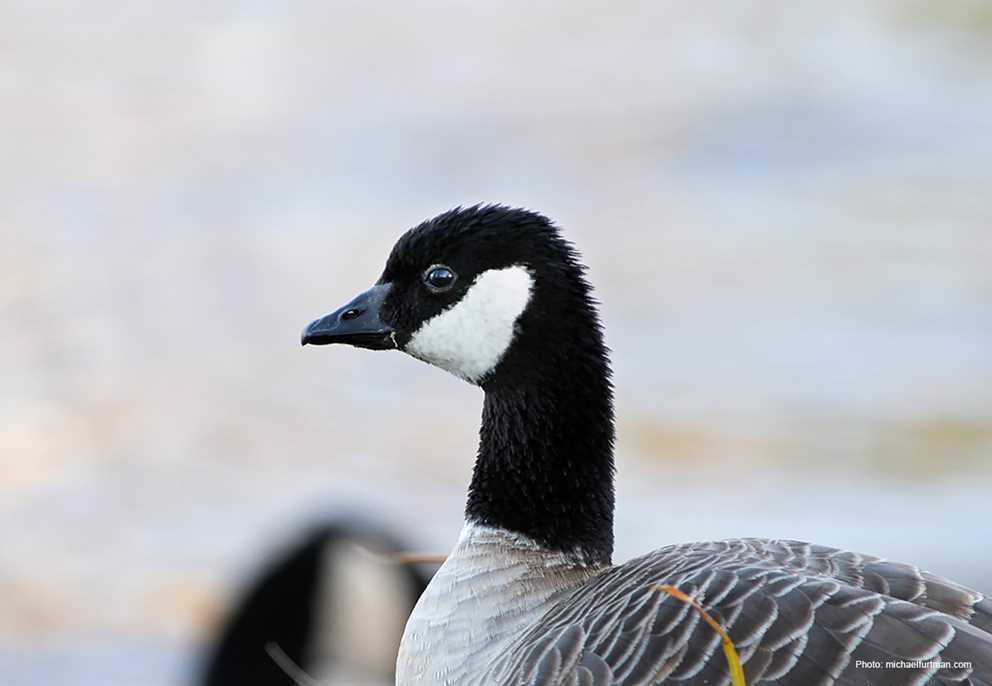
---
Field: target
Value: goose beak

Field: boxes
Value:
[301,283,396,350]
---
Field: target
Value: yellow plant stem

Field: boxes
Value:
[655,584,746,686]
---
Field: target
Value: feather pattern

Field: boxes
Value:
[470,538,992,685]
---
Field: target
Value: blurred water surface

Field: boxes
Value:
[2,2,991,684]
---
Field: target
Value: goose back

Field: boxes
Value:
[480,538,992,685]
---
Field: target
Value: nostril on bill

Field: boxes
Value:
[341,307,363,321]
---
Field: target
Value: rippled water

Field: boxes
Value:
[2,2,991,684]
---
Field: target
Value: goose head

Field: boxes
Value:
[302,204,601,388]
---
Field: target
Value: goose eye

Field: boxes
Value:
[424,265,456,292]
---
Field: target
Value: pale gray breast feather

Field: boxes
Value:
[396,524,602,685]
[481,538,992,685]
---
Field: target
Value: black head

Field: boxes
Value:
[303,205,602,388]
[303,205,616,563]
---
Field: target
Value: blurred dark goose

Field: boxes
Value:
[200,516,433,686]
[302,206,992,685]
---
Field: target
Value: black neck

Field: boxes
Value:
[465,323,615,566]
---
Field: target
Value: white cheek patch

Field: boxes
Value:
[405,265,533,383]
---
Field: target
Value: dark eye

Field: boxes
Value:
[423,265,457,292]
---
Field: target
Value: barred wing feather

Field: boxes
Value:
[484,539,992,685]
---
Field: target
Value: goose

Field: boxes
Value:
[201,516,434,686]
[301,205,992,685]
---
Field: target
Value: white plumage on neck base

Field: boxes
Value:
[395,523,603,685]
